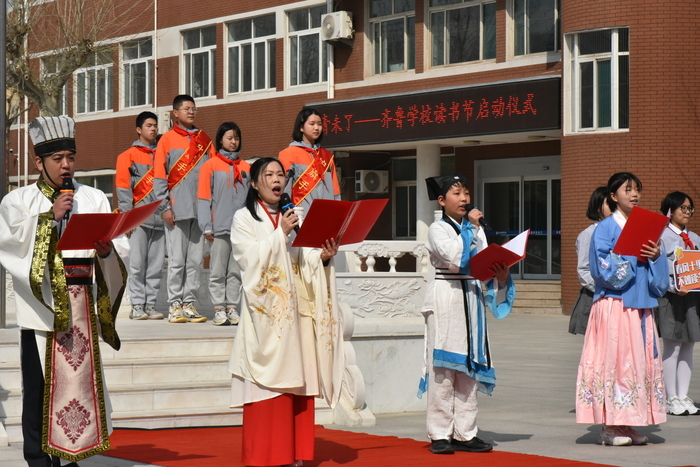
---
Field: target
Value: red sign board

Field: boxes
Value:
[310,78,561,147]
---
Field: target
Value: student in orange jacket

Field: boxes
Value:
[197,122,250,325]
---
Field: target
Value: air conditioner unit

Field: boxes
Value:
[355,170,389,194]
[321,11,354,41]
[157,109,172,131]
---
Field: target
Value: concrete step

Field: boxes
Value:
[514,291,561,300]
[100,336,233,361]
[514,298,561,308]
[512,306,563,315]
[513,280,561,292]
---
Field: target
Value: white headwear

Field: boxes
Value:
[28,116,76,158]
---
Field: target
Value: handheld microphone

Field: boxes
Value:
[279,193,299,233]
[61,178,75,221]
[467,204,493,232]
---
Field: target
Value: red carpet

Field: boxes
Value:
[104,426,619,467]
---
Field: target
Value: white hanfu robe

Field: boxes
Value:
[228,203,343,408]
[418,216,515,441]
[0,180,126,461]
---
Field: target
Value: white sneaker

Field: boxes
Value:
[168,301,187,323]
[182,303,207,323]
[679,396,699,415]
[599,426,632,446]
[618,426,647,445]
[212,310,230,326]
[667,396,689,416]
[227,307,240,325]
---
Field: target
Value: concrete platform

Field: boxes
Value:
[1,314,699,467]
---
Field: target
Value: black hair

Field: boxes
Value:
[291,107,324,144]
[606,172,642,212]
[245,157,285,222]
[136,111,158,128]
[215,122,242,152]
[661,191,695,217]
[586,186,610,221]
[173,94,195,109]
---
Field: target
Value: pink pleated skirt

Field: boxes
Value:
[575,297,667,426]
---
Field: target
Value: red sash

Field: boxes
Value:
[292,147,334,205]
[168,125,212,190]
[132,146,155,205]
[214,152,244,184]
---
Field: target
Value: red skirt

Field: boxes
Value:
[242,394,315,466]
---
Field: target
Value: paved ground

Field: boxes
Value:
[1,313,699,467]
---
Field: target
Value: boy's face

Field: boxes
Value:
[173,101,197,128]
[35,150,75,189]
[438,183,470,220]
[137,118,158,145]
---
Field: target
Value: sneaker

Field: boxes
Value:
[679,396,699,415]
[182,303,207,323]
[168,301,187,323]
[227,307,240,325]
[667,396,689,416]
[599,426,632,446]
[212,309,230,326]
[451,437,493,452]
[618,426,647,445]
[129,304,148,320]
[144,303,164,320]
[429,439,454,454]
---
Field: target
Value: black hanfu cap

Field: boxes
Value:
[425,174,468,200]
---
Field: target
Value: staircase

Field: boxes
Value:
[512,280,562,315]
[0,322,335,444]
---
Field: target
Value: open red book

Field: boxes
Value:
[469,230,530,281]
[292,198,389,248]
[57,200,162,250]
[612,206,669,262]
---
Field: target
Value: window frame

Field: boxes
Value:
[182,26,217,99]
[512,0,561,57]
[369,0,416,75]
[75,48,114,115]
[40,55,69,116]
[429,0,496,68]
[122,38,154,109]
[566,27,629,134]
[287,5,328,87]
[227,14,277,95]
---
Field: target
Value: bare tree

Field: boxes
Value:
[6,0,152,120]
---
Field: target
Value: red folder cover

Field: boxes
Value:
[612,206,669,261]
[57,200,163,250]
[469,230,530,281]
[292,198,389,248]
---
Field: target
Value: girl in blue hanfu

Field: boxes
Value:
[419,174,515,455]
[576,172,668,446]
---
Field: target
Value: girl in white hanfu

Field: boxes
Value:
[228,157,343,467]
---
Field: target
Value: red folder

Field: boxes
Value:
[57,200,163,250]
[469,230,530,281]
[292,198,389,248]
[612,206,669,261]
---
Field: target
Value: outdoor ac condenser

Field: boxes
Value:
[355,170,389,194]
[321,11,354,41]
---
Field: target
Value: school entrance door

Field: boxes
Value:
[475,156,561,280]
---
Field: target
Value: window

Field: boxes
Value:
[75,172,115,201]
[430,0,495,66]
[514,0,560,56]
[75,48,113,114]
[123,38,153,108]
[41,56,68,116]
[569,28,629,132]
[288,5,327,85]
[370,0,415,74]
[183,26,217,98]
[393,158,416,239]
[228,14,276,94]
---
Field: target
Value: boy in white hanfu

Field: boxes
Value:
[419,174,516,455]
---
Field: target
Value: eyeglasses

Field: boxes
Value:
[679,205,695,214]
[178,107,198,113]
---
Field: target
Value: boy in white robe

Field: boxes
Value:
[418,175,516,454]
[0,116,126,466]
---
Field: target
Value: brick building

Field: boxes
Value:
[7,0,700,312]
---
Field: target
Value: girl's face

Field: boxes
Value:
[300,114,323,145]
[252,161,285,205]
[438,184,470,221]
[220,129,240,152]
[671,198,694,229]
[610,179,640,217]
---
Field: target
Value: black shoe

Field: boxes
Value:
[451,437,493,452]
[430,439,455,454]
